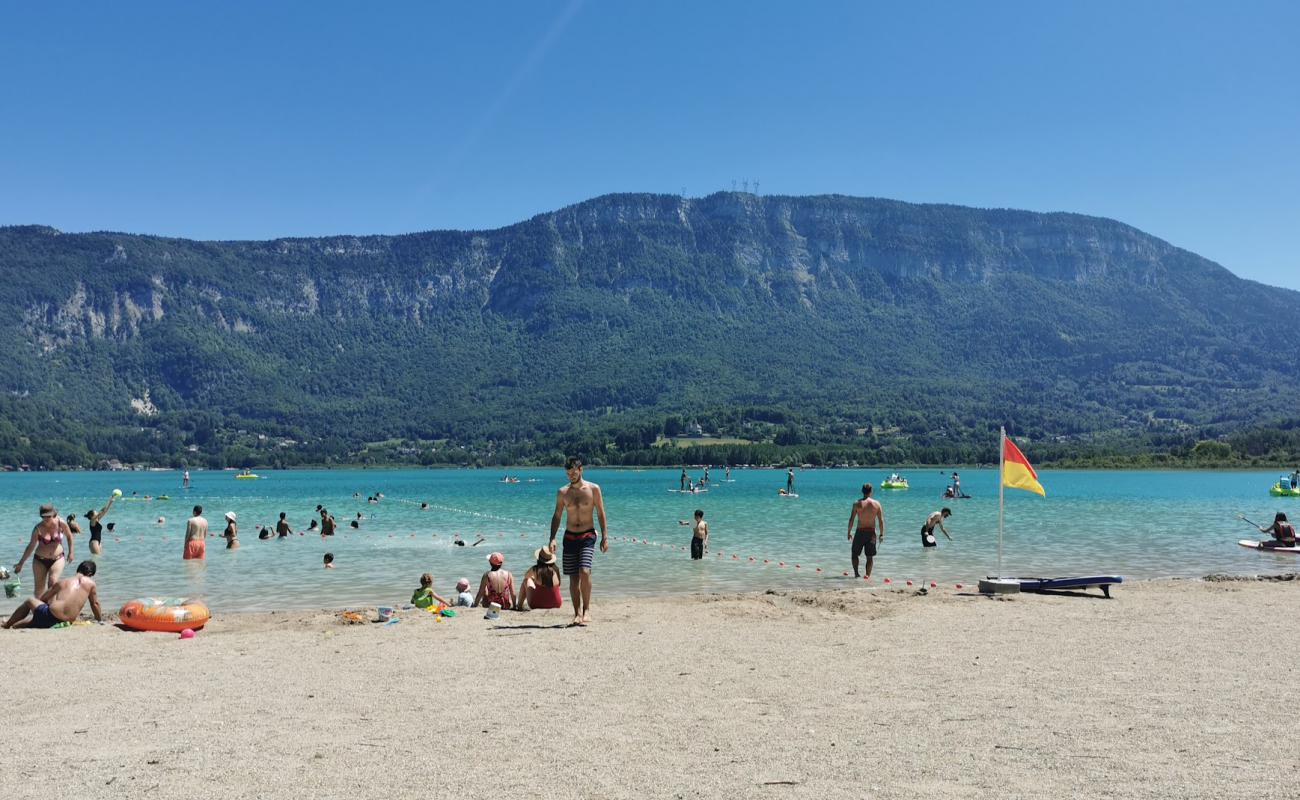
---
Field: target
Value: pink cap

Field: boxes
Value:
[488,552,504,567]
[456,578,470,591]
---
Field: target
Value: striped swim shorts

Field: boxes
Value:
[562,529,597,575]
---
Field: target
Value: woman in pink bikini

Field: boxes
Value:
[12,504,74,595]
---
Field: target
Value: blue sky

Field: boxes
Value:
[2,2,1297,289]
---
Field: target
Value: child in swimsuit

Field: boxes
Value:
[411,573,451,609]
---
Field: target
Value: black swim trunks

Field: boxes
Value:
[852,528,877,559]
[921,524,937,548]
[690,536,704,560]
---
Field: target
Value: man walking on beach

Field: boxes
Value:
[183,506,208,560]
[847,484,884,579]
[549,457,608,626]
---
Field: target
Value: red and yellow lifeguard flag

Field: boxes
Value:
[1002,435,1045,496]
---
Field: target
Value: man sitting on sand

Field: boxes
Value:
[3,560,102,629]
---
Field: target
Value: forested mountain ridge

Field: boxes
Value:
[2,192,1297,469]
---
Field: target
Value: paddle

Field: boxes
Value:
[1237,512,1264,530]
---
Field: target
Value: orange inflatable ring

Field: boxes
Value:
[118,598,211,633]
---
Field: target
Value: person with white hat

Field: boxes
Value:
[222,512,239,550]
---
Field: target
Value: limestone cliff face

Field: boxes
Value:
[0,192,1278,353]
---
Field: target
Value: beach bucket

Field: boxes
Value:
[376,606,395,623]
[4,579,20,598]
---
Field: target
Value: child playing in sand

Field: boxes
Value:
[455,578,473,606]
[411,573,451,609]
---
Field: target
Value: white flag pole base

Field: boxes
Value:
[978,578,1021,595]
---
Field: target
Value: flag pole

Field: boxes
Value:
[998,425,1005,577]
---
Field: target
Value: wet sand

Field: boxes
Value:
[2,577,1297,799]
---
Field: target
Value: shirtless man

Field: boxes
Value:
[276,512,292,538]
[847,483,884,579]
[183,505,208,560]
[320,508,336,537]
[549,456,608,626]
[680,509,709,559]
[3,561,102,628]
[921,508,953,547]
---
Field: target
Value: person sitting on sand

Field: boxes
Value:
[13,504,74,596]
[473,552,514,610]
[412,573,452,609]
[3,560,102,629]
[1258,512,1296,549]
[455,578,473,606]
[223,512,239,549]
[921,509,953,547]
[517,546,563,611]
[680,509,709,560]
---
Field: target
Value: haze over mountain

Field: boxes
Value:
[2,192,1297,469]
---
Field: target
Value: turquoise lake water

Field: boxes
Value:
[2,467,1297,613]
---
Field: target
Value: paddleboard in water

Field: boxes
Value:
[1013,575,1123,598]
[777,491,799,498]
[1238,539,1300,553]
[668,489,708,494]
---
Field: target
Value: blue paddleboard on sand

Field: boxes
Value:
[1012,575,1123,598]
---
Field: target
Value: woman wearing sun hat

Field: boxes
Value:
[473,552,514,611]
[222,512,239,550]
[12,504,74,595]
[517,546,563,611]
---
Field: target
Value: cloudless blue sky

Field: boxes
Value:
[2,2,1297,288]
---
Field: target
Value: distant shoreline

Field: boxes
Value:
[4,462,1298,473]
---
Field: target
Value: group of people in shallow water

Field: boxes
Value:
[15,459,1300,632]
[181,504,354,559]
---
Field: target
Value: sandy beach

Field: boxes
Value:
[3,577,1297,799]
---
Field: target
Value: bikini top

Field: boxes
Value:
[37,521,64,547]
